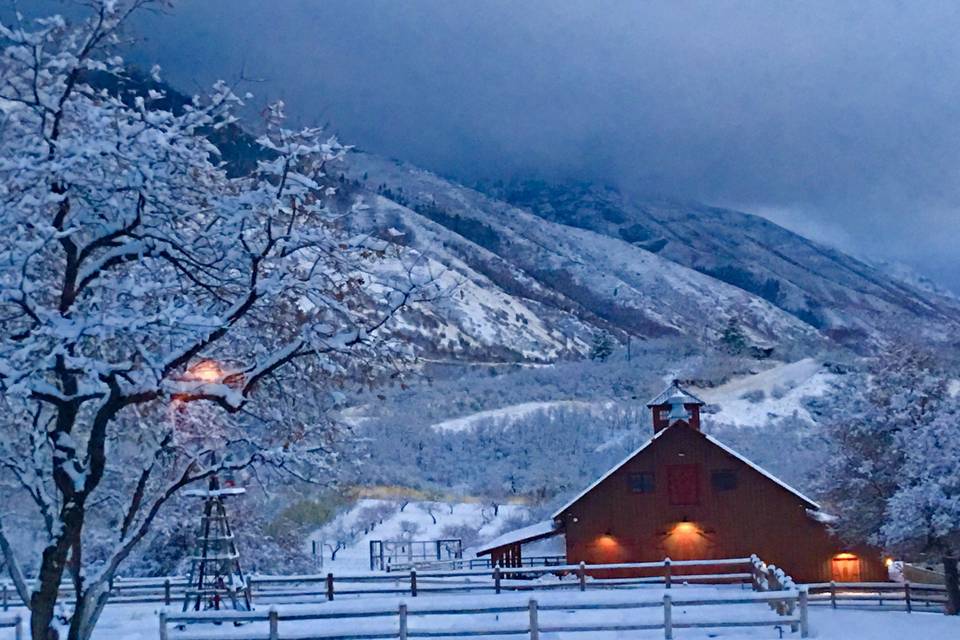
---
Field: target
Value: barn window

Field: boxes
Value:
[628,472,655,494]
[711,469,738,491]
[667,464,700,505]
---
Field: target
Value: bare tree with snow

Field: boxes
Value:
[0,4,439,638]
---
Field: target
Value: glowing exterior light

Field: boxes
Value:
[188,360,223,383]
[884,557,894,568]
[671,521,698,535]
[834,552,857,560]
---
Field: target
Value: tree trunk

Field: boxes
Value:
[31,506,85,640]
[944,555,960,615]
[67,582,109,640]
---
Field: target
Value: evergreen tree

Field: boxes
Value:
[590,333,614,362]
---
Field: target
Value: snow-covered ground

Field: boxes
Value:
[695,359,836,428]
[3,582,957,639]
[431,400,617,433]
[304,499,551,573]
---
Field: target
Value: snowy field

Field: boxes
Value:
[1,583,957,640]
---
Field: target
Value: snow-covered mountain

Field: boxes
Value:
[333,155,959,362]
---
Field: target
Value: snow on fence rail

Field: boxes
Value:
[0,558,759,609]
[158,589,809,640]
[0,614,22,640]
[805,581,948,612]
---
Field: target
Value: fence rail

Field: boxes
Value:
[804,580,948,612]
[158,589,808,640]
[0,614,22,640]
[1,557,759,610]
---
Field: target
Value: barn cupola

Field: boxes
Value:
[646,380,705,433]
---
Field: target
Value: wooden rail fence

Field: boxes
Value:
[805,581,948,612]
[0,557,758,609]
[159,589,809,640]
[0,615,22,640]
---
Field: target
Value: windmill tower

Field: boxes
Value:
[182,453,252,612]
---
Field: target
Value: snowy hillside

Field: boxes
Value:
[695,359,837,428]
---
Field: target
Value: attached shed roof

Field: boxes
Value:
[475,520,561,556]
[647,380,705,407]
[552,424,821,520]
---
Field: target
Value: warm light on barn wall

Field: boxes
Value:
[671,521,699,536]
[833,552,858,560]
[884,557,894,568]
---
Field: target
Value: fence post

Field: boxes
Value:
[528,598,539,640]
[799,590,809,638]
[399,603,408,640]
[905,582,912,613]
[494,566,501,594]
[578,561,586,592]
[163,578,171,606]
[829,580,837,609]
[2,583,7,611]
[268,608,279,640]
[326,572,335,601]
[158,610,168,640]
[15,615,22,640]
[664,557,672,589]
[663,594,672,640]
[410,569,418,597]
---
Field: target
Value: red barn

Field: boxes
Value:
[479,381,887,583]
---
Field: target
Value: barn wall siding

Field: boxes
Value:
[559,425,886,583]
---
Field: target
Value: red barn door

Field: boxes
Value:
[831,554,862,582]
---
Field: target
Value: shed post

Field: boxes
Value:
[578,561,586,592]
[410,569,418,597]
[494,566,501,594]
[664,557,672,589]
[399,603,408,640]
[829,580,836,609]
[799,589,809,638]
[268,608,279,640]
[905,582,912,613]
[528,598,539,640]
[663,594,672,640]
[326,572,335,601]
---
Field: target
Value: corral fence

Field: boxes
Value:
[0,557,761,609]
[0,614,23,640]
[159,589,809,640]
[388,555,566,572]
[805,580,948,612]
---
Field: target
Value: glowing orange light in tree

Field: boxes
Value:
[187,360,223,383]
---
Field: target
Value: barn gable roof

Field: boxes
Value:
[552,424,820,519]
[475,520,561,556]
[646,380,705,407]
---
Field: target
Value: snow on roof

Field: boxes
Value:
[806,508,838,524]
[475,520,561,555]
[552,425,822,519]
[552,428,670,519]
[647,380,705,407]
[703,434,821,510]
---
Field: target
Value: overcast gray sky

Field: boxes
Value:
[33,1,960,290]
